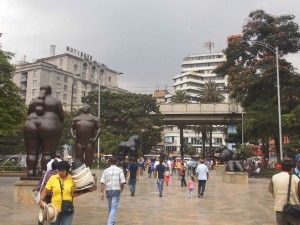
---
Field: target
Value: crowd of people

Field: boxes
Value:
[33,153,300,225]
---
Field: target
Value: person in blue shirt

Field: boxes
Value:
[155,158,165,197]
[127,158,139,196]
[294,154,300,178]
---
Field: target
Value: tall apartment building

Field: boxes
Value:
[164,52,227,155]
[12,46,127,111]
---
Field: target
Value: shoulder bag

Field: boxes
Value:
[282,173,300,219]
[58,178,74,214]
[32,171,48,204]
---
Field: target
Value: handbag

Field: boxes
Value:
[32,171,48,204]
[282,173,300,219]
[58,179,74,213]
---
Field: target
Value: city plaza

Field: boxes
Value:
[0,169,276,225]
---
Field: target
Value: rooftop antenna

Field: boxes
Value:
[204,41,214,53]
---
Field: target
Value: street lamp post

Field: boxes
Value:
[243,41,283,161]
[97,69,104,169]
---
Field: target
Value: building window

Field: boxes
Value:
[91,66,96,79]
[64,85,67,92]
[32,89,36,97]
[82,91,86,97]
[82,63,87,78]
[33,80,37,87]
[56,93,60,99]
[74,64,78,74]
[73,97,77,103]
[108,77,111,85]
[63,94,67,101]
[64,75,68,82]
[57,74,61,81]
[73,80,77,86]
[60,58,63,66]
[82,83,87,89]
[57,83,61,90]
[33,70,36,78]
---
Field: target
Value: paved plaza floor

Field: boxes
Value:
[0,169,276,225]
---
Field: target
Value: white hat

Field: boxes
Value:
[38,203,58,223]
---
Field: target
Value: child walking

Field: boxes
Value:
[188,176,195,198]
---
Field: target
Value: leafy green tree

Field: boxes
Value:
[214,10,300,161]
[197,81,225,103]
[171,90,190,103]
[0,34,26,155]
[81,91,163,154]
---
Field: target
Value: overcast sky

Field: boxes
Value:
[1,0,300,94]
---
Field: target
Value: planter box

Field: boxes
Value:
[222,171,248,184]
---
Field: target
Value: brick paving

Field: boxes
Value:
[0,169,276,225]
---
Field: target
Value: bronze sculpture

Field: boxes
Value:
[118,135,139,162]
[70,108,102,168]
[24,85,64,176]
[214,146,245,172]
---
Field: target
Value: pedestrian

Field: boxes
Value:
[196,159,209,198]
[39,161,94,225]
[164,161,170,186]
[180,162,187,187]
[188,176,195,198]
[268,157,300,224]
[33,160,59,225]
[155,158,166,197]
[293,154,300,178]
[148,158,155,178]
[100,156,126,225]
[122,156,129,179]
[127,158,139,196]
[137,156,145,176]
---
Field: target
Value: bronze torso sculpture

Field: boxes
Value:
[70,111,101,168]
[24,85,64,176]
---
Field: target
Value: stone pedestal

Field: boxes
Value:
[14,177,39,204]
[215,165,226,176]
[222,171,248,184]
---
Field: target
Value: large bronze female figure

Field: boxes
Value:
[24,85,64,176]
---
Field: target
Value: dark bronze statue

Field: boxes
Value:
[118,135,139,162]
[70,108,102,168]
[214,146,245,172]
[24,85,64,176]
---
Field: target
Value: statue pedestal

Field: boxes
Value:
[222,171,248,184]
[215,165,226,176]
[14,177,39,204]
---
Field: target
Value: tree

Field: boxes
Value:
[214,10,300,161]
[81,91,163,154]
[171,90,190,103]
[197,81,225,103]
[0,34,26,154]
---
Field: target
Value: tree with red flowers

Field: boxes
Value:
[215,10,300,162]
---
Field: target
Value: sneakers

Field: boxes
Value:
[130,191,134,196]
[200,194,203,198]
[159,193,162,197]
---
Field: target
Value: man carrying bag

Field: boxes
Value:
[268,157,300,224]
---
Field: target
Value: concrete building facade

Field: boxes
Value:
[12,46,127,111]
[163,52,228,155]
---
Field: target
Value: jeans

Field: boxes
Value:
[157,179,164,195]
[106,190,121,225]
[128,179,136,194]
[50,212,74,225]
[198,180,207,196]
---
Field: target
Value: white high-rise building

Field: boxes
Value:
[164,52,227,155]
[12,46,128,111]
